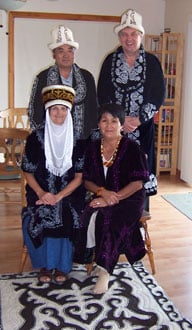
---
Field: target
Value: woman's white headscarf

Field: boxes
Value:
[42,84,75,177]
[45,108,73,176]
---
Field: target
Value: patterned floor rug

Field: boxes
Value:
[0,262,192,330]
[162,192,192,220]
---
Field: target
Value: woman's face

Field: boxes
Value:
[119,27,143,55]
[98,112,122,139]
[49,105,68,125]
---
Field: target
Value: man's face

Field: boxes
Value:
[53,44,75,69]
[119,27,143,55]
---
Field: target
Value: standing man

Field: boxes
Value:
[97,9,165,212]
[28,25,98,143]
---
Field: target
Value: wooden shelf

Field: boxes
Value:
[145,33,183,175]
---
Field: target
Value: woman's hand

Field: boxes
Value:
[84,180,120,206]
[36,192,57,205]
[89,195,120,208]
[35,172,82,205]
[24,172,56,206]
[101,189,120,205]
[89,197,108,208]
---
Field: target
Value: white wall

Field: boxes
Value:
[165,0,192,182]
[0,0,165,110]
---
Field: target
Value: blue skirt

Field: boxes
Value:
[22,215,73,273]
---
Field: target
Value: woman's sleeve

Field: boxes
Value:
[82,143,97,182]
[21,133,39,173]
[124,140,150,183]
[73,139,88,173]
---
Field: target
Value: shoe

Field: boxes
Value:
[53,269,68,285]
[38,268,52,283]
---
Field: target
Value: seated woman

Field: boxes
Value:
[74,103,149,294]
[21,84,85,284]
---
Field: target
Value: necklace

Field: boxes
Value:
[101,137,121,168]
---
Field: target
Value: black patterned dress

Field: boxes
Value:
[21,128,85,273]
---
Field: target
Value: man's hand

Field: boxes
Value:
[123,116,141,133]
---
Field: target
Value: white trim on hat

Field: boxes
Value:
[48,40,79,51]
[44,99,73,111]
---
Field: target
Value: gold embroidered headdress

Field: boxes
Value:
[42,85,75,110]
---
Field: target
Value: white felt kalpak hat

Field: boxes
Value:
[48,25,79,50]
[42,85,75,110]
[114,9,145,35]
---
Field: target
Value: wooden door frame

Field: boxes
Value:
[8,11,119,107]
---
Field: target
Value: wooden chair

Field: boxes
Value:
[0,107,30,130]
[0,107,30,197]
[0,128,29,270]
[19,244,28,273]
[0,124,30,272]
[86,213,155,275]
[140,213,155,274]
[19,165,29,272]
[0,128,29,203]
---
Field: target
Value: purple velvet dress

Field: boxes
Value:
[74,136,149,274]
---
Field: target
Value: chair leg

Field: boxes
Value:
[19,244,28,273]
[141,218,155,274]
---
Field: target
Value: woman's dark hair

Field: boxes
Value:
[98,103,125,125]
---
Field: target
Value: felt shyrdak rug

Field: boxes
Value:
[162,192,192,220]
[0,263,192,330]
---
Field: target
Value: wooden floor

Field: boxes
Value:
[0,174,192,321]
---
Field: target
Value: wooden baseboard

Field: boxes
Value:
[176,168,181,179]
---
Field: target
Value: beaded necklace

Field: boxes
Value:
[101,137,121,167]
